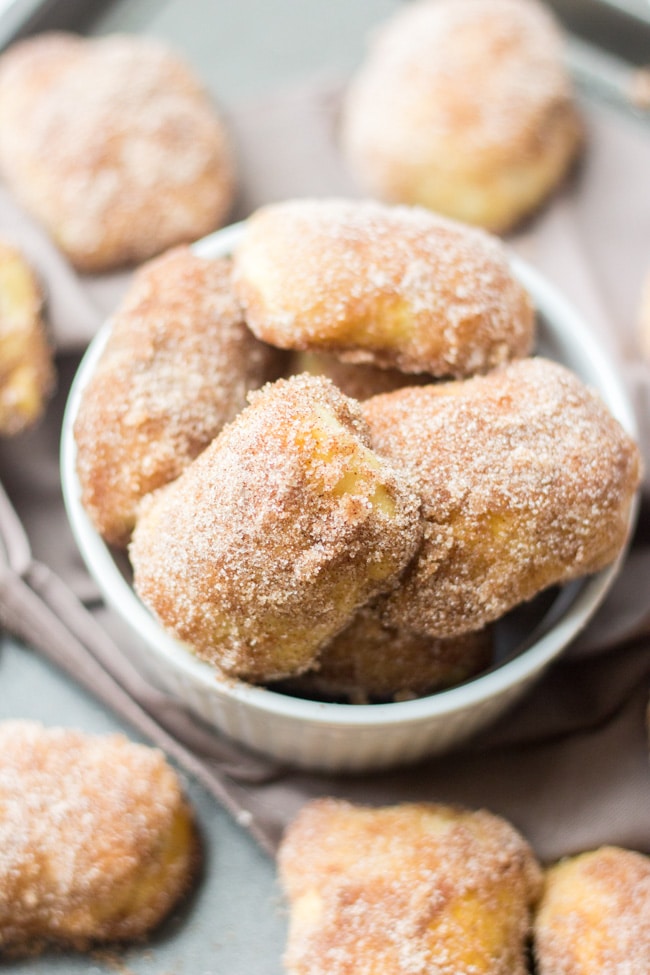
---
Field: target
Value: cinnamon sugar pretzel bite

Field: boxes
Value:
[274,604,492,703]
[0,721,198,956]
[0,240,54,435]
[0,33,235,271]
[130,374,422,683]
[534,847,650,975]
[233,198,535,377]
[341,0,582,233]
[279,799,542,975]
[74,247,279,547]
[363,357,641,638]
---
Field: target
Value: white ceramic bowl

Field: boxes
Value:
[61,223,638,773]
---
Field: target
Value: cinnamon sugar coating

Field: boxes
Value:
[130,374,422,682]
[0,721,198,956]
[363,357,641,638]
[0,33,235,271]
[341,0,582,233]
[274,604,492,703]
[534,847,650,975]
[233,198,535,377]
[279,799,542,975]
[74,247,279,547]
[0,240,54,435]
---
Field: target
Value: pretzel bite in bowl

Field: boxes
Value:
[61,212,640,773]
[130,372,422,684]
[363,357,640,640]
[73,246,281,548]
[232,198,535,377]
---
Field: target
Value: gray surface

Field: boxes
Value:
[89,0,401,102]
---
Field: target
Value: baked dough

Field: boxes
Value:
[279,798,542,975]
[74,247,279,547]
[274,604,492,703]
[363,357,641,637]
[341,0,582,233]
[291,350,432,401]
[233,198,535,376]
[534,846,650,974]
[0,33,235,271]
[0,720,198,955]
[130,374,422,682]
[0,240,54,435]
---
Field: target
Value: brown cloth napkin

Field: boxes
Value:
[0,82,649,863]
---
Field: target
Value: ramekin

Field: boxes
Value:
[60,222,638,772]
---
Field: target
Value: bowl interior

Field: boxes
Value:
[60,224,639,728]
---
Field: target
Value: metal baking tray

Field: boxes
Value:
[0,1,647,973]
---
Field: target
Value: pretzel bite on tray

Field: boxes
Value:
[130,374,422,683]
[279,799,542,975]
[0,721,198,956]
[341,0,582,233]
[363,357,641,638]
[534,847,650,975]
[0,33,235,271]
[233,198,535,377]
[0,240,54,435]
[74,247,279,547]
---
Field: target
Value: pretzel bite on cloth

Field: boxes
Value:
[232,198,535,377]
[534,847,650,975]
[274,604,492,703]
[0,240,54,435]
[363,357,641,638]
[341,0,582,233]
[74,247,279,547]
[278,798,542,975]
[0,33,235,271]
[0,721,198,956]
[130,374,422,683]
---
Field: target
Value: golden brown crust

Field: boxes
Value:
[233,198,535,377]
[0,33,235,271]
[534,847,650,975]
[74,247,279,547]
[0,720,199,956]
[278,799,542,975]
[0,240,55,435]
[274,604,492,703]
[363,357,641,638]
[130,374,422,682]
[342,0,583,233]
